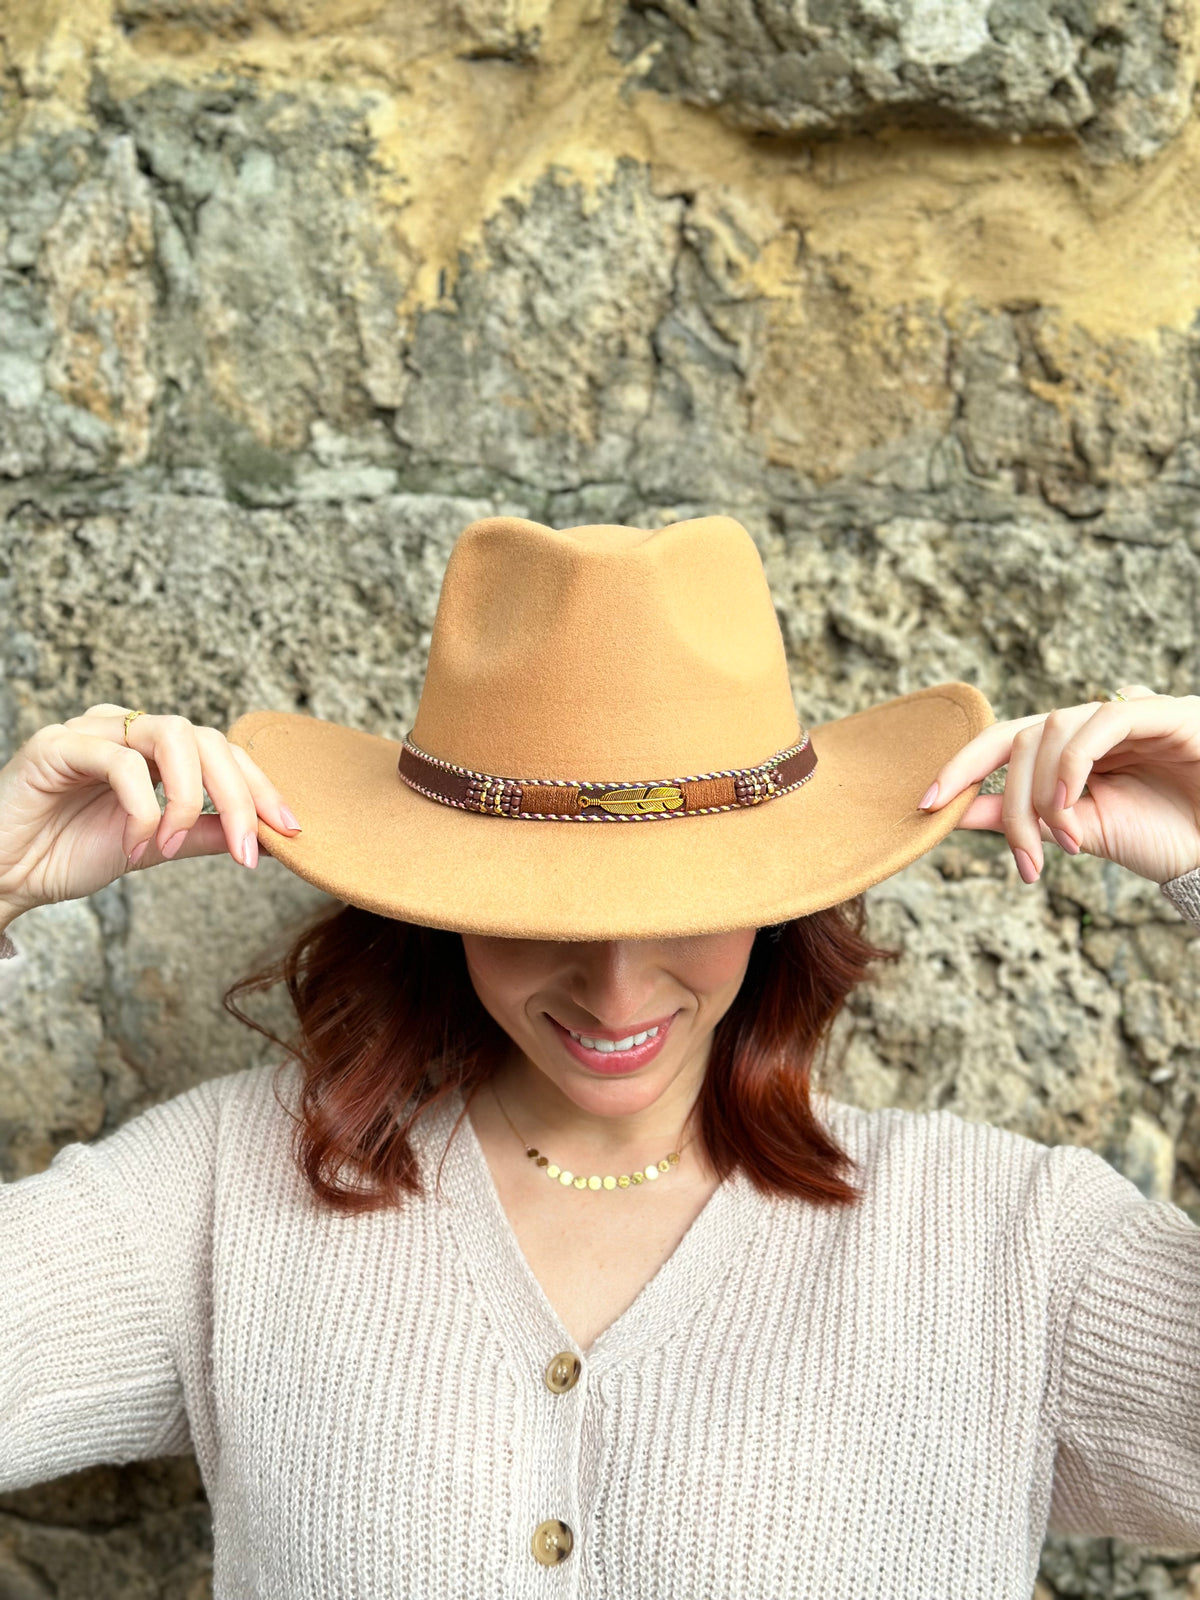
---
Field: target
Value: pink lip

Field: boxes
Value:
[547,1012,677,1074]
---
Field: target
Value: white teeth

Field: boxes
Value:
[568,1025,659,1051]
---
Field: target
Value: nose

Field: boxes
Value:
[566,940,669,1033]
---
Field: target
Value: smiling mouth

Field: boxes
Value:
[565,1024,660,1052]
[547,1010,679,1061]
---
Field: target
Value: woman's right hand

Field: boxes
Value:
[0,704,301,926]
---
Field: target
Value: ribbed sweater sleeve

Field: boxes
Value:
[0,1072,224,1491]
[1161,862,1200,925]
[1047,1143,1200,1543]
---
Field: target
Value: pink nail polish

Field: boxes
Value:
[242,833,259,869]
[1013,847,1040,884]
[161,829,188,860]
[1050,827,1079,855]
[279,805,301,831]
[1052,779,1068,811]
[128,839,149,867]
[918,783,939,810]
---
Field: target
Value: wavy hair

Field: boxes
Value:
[222,898,900,1215]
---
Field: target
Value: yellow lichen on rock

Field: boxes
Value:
[41,138,157,467]
[5,0,1200,359]
[0,0,114,122]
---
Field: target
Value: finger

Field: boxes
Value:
[1030,702,1105,848]
[125,812,238,869]
[917,710,1061,814]
[1001,723,1045,882]
[913,695,1165,817]
[66,703,142,723]
[41,729,163,858]
[225,741,302,836]
[189,726,267,869]
[923,694,1193,818]
[952,792,1102,844]
[66,707,167,785]
[91,713,300,867]
[1057,694,1200,808]
[132,715,205,859]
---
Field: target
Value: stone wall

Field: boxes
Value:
[1,0,1199,1593]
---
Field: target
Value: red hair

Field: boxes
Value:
[223,899,899,1214]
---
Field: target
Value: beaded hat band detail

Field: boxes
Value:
[398,732,817,821]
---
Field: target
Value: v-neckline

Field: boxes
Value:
[415,1085,779,1378]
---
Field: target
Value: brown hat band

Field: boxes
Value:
[397,733,817,821]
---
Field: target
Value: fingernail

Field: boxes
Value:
[1052,779,1068,811]
[918,783,939,811]
[161,829,188,860]
[242,833,258,869]
[1050,827,1080,855]
[1013,847,1040,884]
[128,839,149,866]
[279,805,301,831]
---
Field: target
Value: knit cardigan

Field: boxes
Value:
[2,866,1200,1599]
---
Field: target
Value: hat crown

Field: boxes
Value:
[411,515,801,779]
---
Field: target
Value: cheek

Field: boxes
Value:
[679,932,757,999]
[461,938,545,1018]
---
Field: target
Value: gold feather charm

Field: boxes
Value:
[578,785,685,814]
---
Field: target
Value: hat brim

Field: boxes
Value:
[227,681,994,940]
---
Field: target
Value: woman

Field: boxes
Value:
[0,513,1198,1598]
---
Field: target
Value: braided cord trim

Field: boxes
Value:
[401,731,810,789]
[396,779,817,820]
[399,733,816,821]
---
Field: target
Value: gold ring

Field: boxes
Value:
[123,709,147,746]
[1111,690,1128,701]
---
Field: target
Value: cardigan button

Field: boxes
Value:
[543,1352,582,1394]
[531,1519,574,1565]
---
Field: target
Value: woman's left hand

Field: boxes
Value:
[918,686,1200,886]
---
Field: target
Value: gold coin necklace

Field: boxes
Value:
[491,1082,687,1193]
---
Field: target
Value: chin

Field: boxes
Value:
[557,1071,673,1114]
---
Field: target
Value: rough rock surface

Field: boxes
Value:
[0,1459,212,1599]
[613,0,1197,163]
[2,0,1200,1591]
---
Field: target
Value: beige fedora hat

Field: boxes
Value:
[226,514,994,940]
